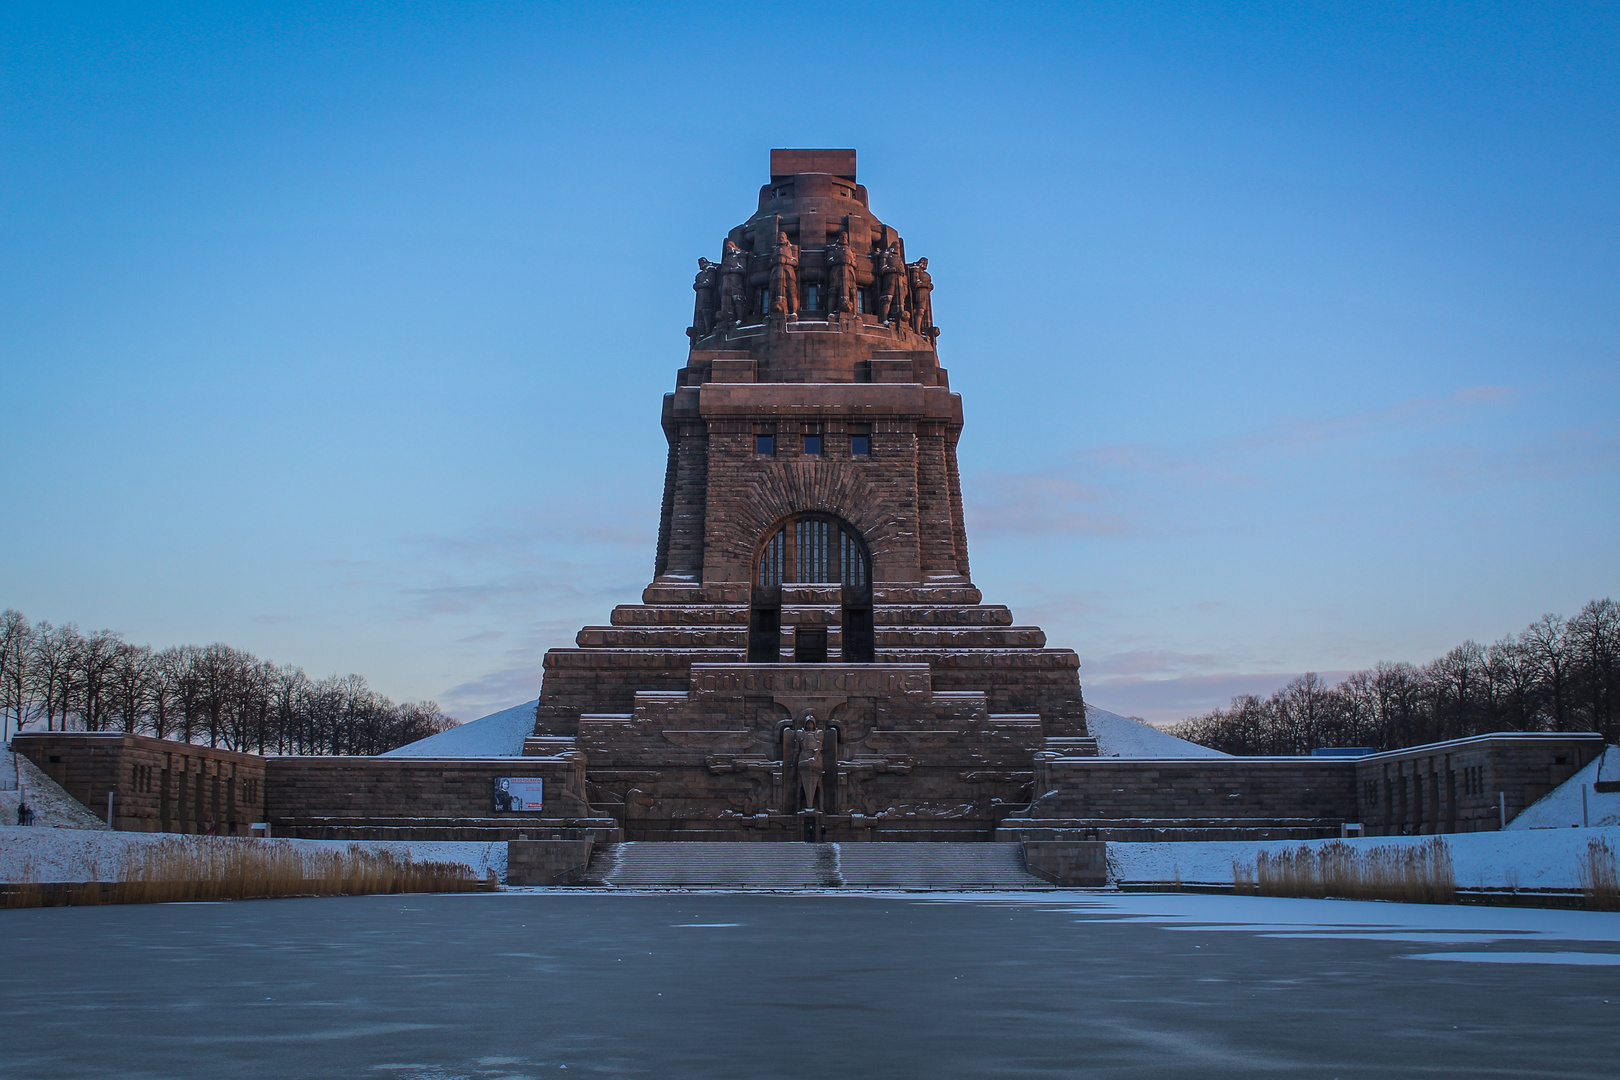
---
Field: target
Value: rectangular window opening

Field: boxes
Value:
[795,626,828,664]
[756,431,776,455]
[850,425,871,457]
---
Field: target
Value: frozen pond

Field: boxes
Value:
[2,890,1618,1078]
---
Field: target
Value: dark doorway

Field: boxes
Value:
[795,627,828,663]
[748,606,780,662]
[842,603,875,663]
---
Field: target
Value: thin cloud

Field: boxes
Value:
[1403,422,1619,487]
[438,665,542,721]
[965,384,1526,541]
[1242,385,1514,453]
[964,472,1138,537]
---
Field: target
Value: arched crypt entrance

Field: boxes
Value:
[750,513,874,664]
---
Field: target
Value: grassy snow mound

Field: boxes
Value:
[2,751,111,830]
[1087,705,1229,758]
[382,699,538,758]
[1507,745,1620,830]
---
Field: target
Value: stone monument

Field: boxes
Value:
[529,149,1094,841]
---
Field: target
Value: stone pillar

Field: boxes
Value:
[945,429,971,580]
[661,416,709,581]
[915,421,958,576]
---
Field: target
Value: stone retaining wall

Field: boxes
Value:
[12,733,267,836]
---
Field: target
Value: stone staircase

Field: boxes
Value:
[578,841,1050,890]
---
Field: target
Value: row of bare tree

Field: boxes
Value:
[0,610,458,755]
[1167,599,1620,755]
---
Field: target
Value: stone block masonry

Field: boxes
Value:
[12,733,620,843]
[997,732,1604,841]
[12,732,267,836]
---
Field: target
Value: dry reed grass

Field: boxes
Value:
[3,836,483,908]
[1578,837,1619,911]
[1233,837,1456,904]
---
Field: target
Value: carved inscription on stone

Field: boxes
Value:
[689,666,930,697]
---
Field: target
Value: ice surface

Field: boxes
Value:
[1507,744,1620,829]
[382,699,538,757]
[1086,704,1229,758]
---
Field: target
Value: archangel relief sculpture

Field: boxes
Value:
[787,712,826,812]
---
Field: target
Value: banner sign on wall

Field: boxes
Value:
[493,777,544,813]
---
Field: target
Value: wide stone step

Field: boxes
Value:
[610,605,749,626]
[875,627,1046,648]
[576,627,747,647]
[583,841,1049,890]
[837,842,1044,888]
[874,606,1014,626]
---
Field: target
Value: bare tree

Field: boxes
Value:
[30,622,78,732]
[1570,598,1619,740]
[107,641,156,734]
[1522,614,1572,732]
[149,647,185,740]
[70,629,122,732]
[0,610,38,743]
[4,609,461,755]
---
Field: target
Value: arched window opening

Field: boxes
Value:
[758,530,783,588]
[751,515,874,664]
[755,515,869,588]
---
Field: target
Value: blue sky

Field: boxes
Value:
[3,2,1615,723]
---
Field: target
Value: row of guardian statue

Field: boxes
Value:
[689,230,936,340]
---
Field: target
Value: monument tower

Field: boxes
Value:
[530,149,1094,841]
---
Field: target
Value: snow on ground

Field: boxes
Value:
[1,751,111,830]
[383,699,538,757]
[0,826,507,883]
[1508,744,1620,829]
[1109,825,1620,891]
[1086,704,1228,758]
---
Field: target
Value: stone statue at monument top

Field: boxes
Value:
[826,230,859,316]
[717,238,749,328]
[769,230,800,318]
[688,257,718,340]
[908,257,935,337]
[876,243,909,326]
